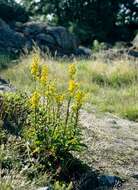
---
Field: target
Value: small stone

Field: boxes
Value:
[98,175,122,187]
[37,187,51,190]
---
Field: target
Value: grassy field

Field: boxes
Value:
[1,53,138,121]
[0,52,138,190]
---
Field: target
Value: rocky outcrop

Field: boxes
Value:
[0,19,25,54]
[0,19,91,57]
[75,46,92,57]
[21,22,79,55]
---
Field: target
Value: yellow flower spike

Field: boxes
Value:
[31,53,40,79]
[30,91,40,109]
[50,82,56,94]
[56,94,64,105]
[68,64,76,79]
[40,65,48,86]
[68,80,78,95]
[46,81,57,97]
[72,90,85,112]
[75,90,85,108]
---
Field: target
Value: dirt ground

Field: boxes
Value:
[78,108,138,189]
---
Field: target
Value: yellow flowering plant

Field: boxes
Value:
[68,80,78,95]
[30,91,40,109]
[40,65,48,86]
[31,53,40,79]
[68,63,76,79]
[23,52,86,176]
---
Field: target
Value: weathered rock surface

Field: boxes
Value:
[0,77,15,93]
[77,170,123,190]
[0,19,25,54]
[75,46,92,57]
[21,22,79,55]
[37,187,50,190]
[0,19,90,56]
[80,109,138,190]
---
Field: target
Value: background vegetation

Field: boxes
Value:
[1,53,138,121]
[0,0,138,45]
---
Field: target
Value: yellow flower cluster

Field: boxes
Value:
[72,91,85,111]
[46,81,57,97]
[75,90,85,106]
[30,91,40,109]
[30,53,85,114]
[68,80,78,94]
[69,64,76,79]
[40,65,48,86]
[31,53,40,79]
[55,94,64,105]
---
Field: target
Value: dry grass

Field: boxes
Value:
[0,52,138,189]
[1,53,138,121]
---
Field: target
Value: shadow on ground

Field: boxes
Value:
[58,155,123,190]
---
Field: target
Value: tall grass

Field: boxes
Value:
[1,53,138,121]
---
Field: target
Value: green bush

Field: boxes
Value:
[0,93,29,136]
[92,40,109,52]
[122,106,138,121]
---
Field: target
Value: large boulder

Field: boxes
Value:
[75,46,92,57]
[0,19,25,54]
[0,20,91,56]
[21,22,79,55]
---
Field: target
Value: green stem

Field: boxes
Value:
[63,97,71,138]
[73,108,79,136]
[52,105,60,137]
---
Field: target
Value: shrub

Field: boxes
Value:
[92,40,109,52]
[0,93,29,136]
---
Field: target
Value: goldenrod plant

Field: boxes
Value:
[22,52,85,175]
[0,53,85,189]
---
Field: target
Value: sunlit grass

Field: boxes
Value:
[1,53,138,121]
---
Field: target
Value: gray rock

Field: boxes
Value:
[0,19,25,54]
[132,172,138,179]
[0,19,92,56]
[36,33,55,45]
[0,77,15,93]
[22,22,78,55]
[35,33,57,52]
[98,175,122,187]
[22,21,47,36]
[77,172,122,190]
[46,26,78,52]
[75,46,92,57]
[128,49,138,58]
[37,187,51,190]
